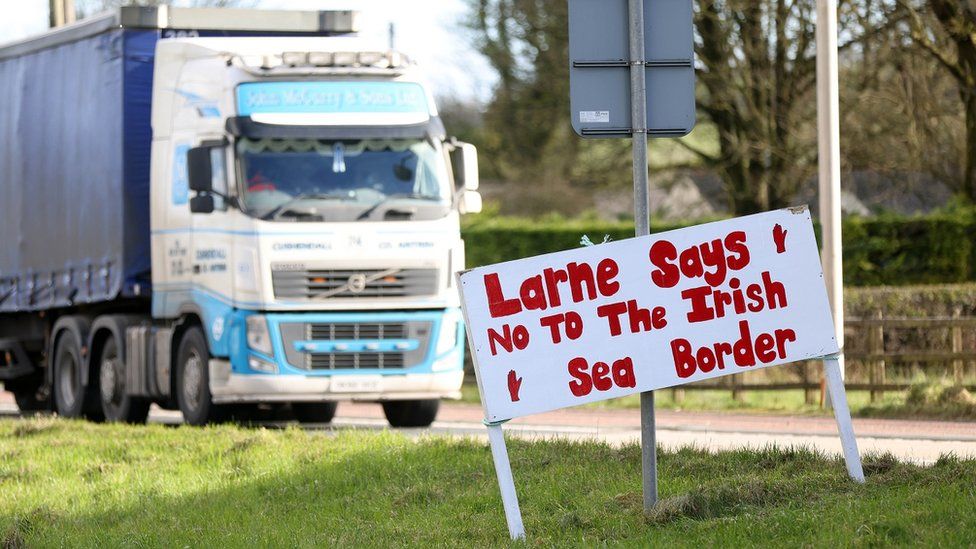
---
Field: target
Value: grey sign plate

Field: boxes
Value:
[569,0,696,138]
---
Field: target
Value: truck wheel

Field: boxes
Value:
[175,326,220,426]
[97,336,150,423]
[382,399,439,428]
[292,402,338,424]
[53,331,87,418]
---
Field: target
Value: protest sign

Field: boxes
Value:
[459,207,838,422]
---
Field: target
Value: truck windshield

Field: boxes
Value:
[236,138,452,222]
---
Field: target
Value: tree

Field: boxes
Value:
[899,0,976,202]
[839,2,965,197]
[466,0,957,216]
[683,0,828,213]
[468,0,856,214]
[465,0,576,183]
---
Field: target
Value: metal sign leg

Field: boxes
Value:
[486,423,526,540]
[822,355,865,483]
[639,391,658,508]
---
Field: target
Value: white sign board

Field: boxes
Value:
[458,207,839,423]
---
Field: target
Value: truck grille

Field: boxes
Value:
[308,352,405,370]
[309,322,406,340]
[278,321,432,371]
[272,268,439,299]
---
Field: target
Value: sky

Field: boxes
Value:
[0,1,496,102]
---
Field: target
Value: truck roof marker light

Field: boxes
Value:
[308,52,334,66]
[357,52,386,66]
[333,52,358,66]
[282,52,308,67]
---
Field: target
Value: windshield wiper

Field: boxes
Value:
[261,193,351,220]
[355,193,437,221]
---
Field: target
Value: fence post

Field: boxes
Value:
[869,311,885,403]
[731,373,743,402]
[952,310,963,385]
[671,387,685,404]
[803,361,817,405]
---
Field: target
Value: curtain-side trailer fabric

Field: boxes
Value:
[0,29,154,313]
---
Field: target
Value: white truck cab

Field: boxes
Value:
[151,38,482,425]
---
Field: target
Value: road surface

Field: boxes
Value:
[2,391,974,464]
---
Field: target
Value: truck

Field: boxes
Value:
[0,6,482,426]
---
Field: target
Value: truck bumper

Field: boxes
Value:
[209,360,464,403]
[213,308,466,404]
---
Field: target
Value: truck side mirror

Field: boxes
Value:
[459,190,483,215]
[187,146,214,193]
[190,194,215,214]
[450,142,479,191]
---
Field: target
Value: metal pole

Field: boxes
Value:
[816,0,844,378]
[628,0,657,511]
[49,0,75,28]
[486,424,526,540]
[823,355,865,482]
[49,0,63,28]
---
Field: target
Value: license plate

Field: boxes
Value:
[330,376,382,393]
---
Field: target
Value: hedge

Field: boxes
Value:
[844,283,976,317]
[461,214,976,287]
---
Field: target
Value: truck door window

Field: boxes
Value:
[210,147,228,210]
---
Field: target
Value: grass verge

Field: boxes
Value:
[1,418,975,546]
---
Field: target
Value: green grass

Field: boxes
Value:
[2,418,975,546]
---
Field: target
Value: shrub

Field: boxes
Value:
[461,213,976,287]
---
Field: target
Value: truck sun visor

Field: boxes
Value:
[225,116,445,141]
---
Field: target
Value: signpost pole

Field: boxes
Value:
[628,0,658,511]
[486,423,526,540]
[816,0,845,381]
[822,355,865,482]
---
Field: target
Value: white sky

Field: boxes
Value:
[0,0,496,102]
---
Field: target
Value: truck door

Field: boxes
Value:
[177,139,235,356]
[186,140,236,314]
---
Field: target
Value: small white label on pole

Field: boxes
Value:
[458,207,839,423]
[579,110,610,123]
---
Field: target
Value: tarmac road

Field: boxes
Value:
[2,391,974,465]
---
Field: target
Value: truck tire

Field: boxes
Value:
[175,326,220,426]
[382,399,439,428]
[96,336,150,423]
[52,330,91,419]
[292,402,338,424]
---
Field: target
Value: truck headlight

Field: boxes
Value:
[246,315,274,355]
[436,313,459,355]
